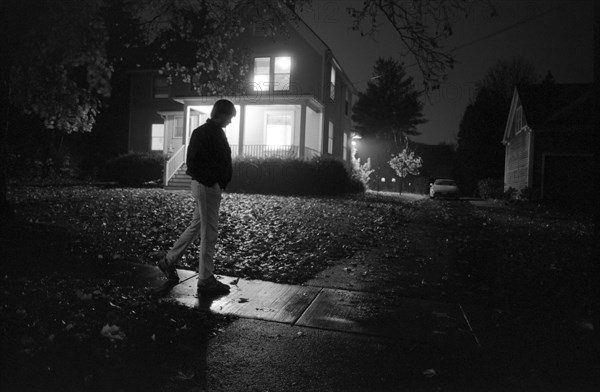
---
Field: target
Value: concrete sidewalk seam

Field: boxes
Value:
[291,287,323,327]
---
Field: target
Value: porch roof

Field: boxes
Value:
[173,94,324,113]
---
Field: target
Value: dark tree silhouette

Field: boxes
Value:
[352,57,427,155]
[454,57,538,194]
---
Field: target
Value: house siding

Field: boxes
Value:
[128,71,182,153]
[504,128,531,191]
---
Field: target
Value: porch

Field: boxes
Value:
[164,144,322,190]
[162,95,325,189]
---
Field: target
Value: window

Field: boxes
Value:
[253,57,270,91]
[274,56,291,91]
[153,76,169,99]
[329,66,336,101]
[254,56,291,92]
[265,112,293,147]
[151,124,164,150]
[174,116,183,138]
[345,90,351,115]
[328,121,334,154]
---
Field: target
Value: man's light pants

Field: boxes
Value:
[166,181,221,281]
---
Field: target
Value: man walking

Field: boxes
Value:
[158,99,235,296]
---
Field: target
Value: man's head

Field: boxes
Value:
[210,99,236,128]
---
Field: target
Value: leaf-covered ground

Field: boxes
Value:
[8,185,413,283]
[2,185,597,390]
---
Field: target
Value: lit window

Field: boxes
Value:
[328,121,334,154]
[266,112,293,147]
[253,57,270,91]
[151,124,164,150]
[330,66,336,101]
[153,76,169,99]
[274,56,291,91]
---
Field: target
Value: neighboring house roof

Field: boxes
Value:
[519,83,592,126]
[503,83,593,143]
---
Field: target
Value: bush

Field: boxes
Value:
[503,187,518,201]
[102,152,164,186]
[228,156,364,196]
[477,178,504,199]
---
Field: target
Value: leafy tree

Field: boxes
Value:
[389,148,423,193]
[454,57,538,194]
[352,57,427,155]
[0,0,305,218]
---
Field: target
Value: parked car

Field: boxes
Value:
[430,179,459,199]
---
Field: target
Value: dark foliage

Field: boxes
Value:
[455,58,537,195]
[101,152,164,186]
[352,57,426,154]
[228,156,364,196]
[477,177,504,199]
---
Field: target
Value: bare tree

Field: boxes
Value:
[347,0,495,90]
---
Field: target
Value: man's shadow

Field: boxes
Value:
[151,281,229,391]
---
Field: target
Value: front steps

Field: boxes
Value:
[165,164,191,190]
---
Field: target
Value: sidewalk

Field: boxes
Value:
[116,262,598,391]
[119,262,495,391]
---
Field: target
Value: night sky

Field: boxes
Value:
[299,0,595,145]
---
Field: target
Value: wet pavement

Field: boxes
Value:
[113,261,598,391]
[164,272,480,348]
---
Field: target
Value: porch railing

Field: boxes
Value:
[229,145,321,159]
[164,144,186,185]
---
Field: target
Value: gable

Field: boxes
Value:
[502,88,530,144]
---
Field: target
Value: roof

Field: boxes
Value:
[503,83,593,143]
[518,83,593,126]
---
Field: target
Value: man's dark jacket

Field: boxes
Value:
[186,119,232,189]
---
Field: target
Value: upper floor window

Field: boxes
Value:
[345,90,351,115]
[153,76,169,99]
[254,57,270,91]
[253,56,291,92]
[329,66,336,101]
[274,56,291,91]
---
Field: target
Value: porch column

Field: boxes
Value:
[183,104,190,160]
[299,103,306,158]
[238,104,245,156]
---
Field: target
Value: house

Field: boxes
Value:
[127,14,357,189]
[502,83,594,202]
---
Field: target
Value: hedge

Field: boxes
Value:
[101,152,164,186]
[227,156,364,196]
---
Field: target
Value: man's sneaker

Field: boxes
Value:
[197,275,230,296]
[158,256,179,283]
